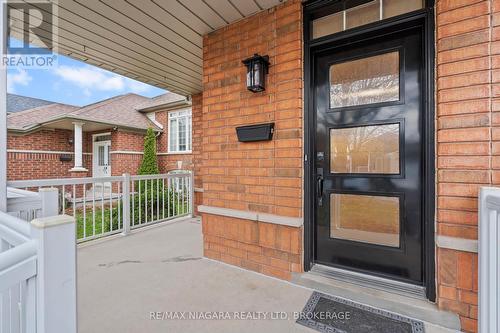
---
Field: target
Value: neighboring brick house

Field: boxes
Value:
[7,93,201,199]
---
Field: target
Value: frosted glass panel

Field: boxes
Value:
[312,12,343,39]
[330,124,400,174]
[330,193,400,247]
[346,1,379,30]
[383,0,423,18]
[330,51,399,108]
[312,0,424,39]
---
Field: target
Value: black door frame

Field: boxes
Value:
[302,0,436,301]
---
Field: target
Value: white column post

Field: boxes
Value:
[479,187,500,333]
[122,173,130,235]
[70,122,86,171]
[39,188,59,217]
[30,215,77,333]
[0,0,7,212]
[190,171,195,217]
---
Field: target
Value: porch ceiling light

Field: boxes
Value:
[242,54,270,93]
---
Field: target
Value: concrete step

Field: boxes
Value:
[291,271,461,332]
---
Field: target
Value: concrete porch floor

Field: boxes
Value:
[77,218,459,333]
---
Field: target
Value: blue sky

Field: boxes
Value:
[7,39,166,107]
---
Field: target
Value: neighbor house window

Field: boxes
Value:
[168,109,192,153]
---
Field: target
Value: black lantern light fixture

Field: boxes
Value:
[242,53,270,93]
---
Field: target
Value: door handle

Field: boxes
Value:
[317,175,324,206]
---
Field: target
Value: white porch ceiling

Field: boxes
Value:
[8,0,285,96]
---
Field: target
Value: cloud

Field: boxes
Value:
[125,78,152,94]
[7,68,32,93]
[54,65,124,91]
[53,64,154,95]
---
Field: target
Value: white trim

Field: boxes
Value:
[31,214,75,229]
[0,0,6,212]
[479,187,500,333]
[146,112,164,130]
[92,140,111,178]
[92,132,112,140]
[8,149,92,155]
[436,235,478,253]
[158,151,192,155]
[69,167,88,172]
[110,150,143,155]
[198,205,303,228]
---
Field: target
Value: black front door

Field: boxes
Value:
[314,26,424,284]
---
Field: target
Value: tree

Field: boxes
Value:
[138,127,159,175]
[130,128,189,223]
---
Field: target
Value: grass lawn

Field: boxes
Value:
[75,206,120,240]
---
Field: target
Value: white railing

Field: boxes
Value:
[7,172,194,243]
[0,209,76,333]
[7,187,59,222]
[0,212,36,333]
[479,187,500,333]
[7,187,42,221]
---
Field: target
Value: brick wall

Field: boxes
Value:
[110,130,143,176]
[7,129,92,180]
[201,0,303,279]
[435,1,494,331]
[202,214,302,280]
[202,0,302,216]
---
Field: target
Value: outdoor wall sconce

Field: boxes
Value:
[242,54,269,93]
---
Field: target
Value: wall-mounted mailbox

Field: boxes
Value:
[59,154,73,162]
[236,123,274,142]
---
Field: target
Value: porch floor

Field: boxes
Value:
[77,218,458,333]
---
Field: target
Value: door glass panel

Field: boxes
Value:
[330,123,400,174]
[312,12,343,39]
[330,193,400,247]
[330,51,399,108]
[345,1,379,30]
[94,134,111,142]
[98,146,104,166]
[383,0,423,18]
[105,145,110,166]
[312,0,424,39]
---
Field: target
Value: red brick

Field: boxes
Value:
[460,317,478,333]
[457,252,474,290]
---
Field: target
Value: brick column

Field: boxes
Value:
[435,1,493,332]
[200,0,303,280]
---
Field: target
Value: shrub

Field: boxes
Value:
[131,185,188,224]
[138,127,159,175]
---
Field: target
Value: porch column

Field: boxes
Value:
[0,0,7,212]
[70,122,86,171]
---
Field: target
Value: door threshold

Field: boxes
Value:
[291,264,461,331]
[310,264,426,299]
